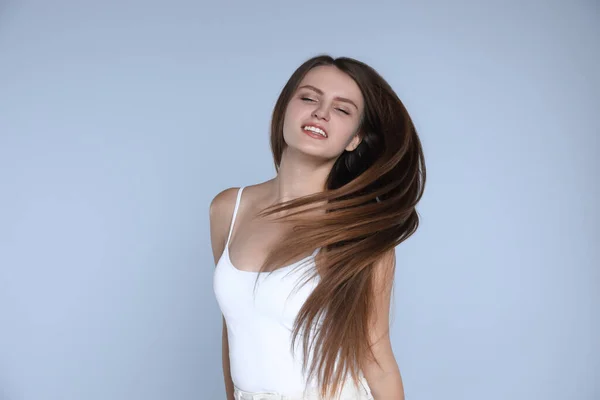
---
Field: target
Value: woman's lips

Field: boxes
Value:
[302,123,328,138]
[303,128,327,140]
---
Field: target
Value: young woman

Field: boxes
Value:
[211,54,426,400]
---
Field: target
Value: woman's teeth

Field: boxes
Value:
[303,126,327,137]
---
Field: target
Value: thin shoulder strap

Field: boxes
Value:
[225,186,245,247]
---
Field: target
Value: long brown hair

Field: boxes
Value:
[255,54,426,399]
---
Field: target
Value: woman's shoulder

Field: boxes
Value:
[209,186,240,216]
[209,181,272,213]
[208,187,241,264]
[208,183,270,263]
[208,182,269,224]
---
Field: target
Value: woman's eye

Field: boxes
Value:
[300,96,349,115]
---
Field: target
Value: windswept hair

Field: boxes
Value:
[254,54,426,399]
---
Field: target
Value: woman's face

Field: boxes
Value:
[282,65,365,160]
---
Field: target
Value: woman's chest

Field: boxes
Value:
[214,258,320,330]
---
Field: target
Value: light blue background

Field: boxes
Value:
[0,1,598,399]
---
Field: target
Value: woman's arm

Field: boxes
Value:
[361,249,405,400]
[210,188,238,400]
[222,317,235,400]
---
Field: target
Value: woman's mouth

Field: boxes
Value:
[302,125,328,139]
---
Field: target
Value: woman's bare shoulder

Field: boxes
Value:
[209,187,240,264]
[209,181,273,227]
[210,187,240,217]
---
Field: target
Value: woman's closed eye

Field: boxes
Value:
[301,97,350,115]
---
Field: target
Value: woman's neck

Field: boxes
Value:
[270,147,334,203]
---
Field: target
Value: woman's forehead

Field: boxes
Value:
[298,66,363,106]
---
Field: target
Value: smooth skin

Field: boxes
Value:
[209,65,404,399]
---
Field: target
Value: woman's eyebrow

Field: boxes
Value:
[298,84,358,110]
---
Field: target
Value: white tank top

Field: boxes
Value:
[213,186,322,393]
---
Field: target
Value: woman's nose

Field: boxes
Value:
[312,105,330,121]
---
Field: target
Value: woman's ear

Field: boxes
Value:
[345,131,363,152]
